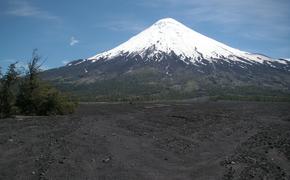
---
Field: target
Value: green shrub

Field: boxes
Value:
[0,63,19,118]
[16,50,77,115]
[17,81,77,115]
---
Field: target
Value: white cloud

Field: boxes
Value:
[41,65,50,70]
[62,60,69,65]
[69,36,79,46]
[0,59,26,72]
[6,0,59,21]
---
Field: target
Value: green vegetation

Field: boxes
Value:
[0,63,19,118]
[210,95,290,102]
[41,59,290,102]
[207,85,290,102]
[51,79,199,102]
[0,50,77,118]
[16,80,77,115]
[50,74,290,102]
[49,76,290,102]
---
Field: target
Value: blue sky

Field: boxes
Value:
[0,0,290,71]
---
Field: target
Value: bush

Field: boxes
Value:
[16,50,77,115]
[17,81,76,115]
[0,63,19,118]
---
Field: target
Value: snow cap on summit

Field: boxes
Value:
[154,17,181,25]
[89,18,275,64]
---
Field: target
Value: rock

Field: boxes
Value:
[102,156,111,163]
[58,160,64,164]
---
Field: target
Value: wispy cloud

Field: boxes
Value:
[183,0,289,30]
[6,0,59,21]
[69,36,79,46]
[62,60,69,65]
[141,0,290,41]
[0,59,26,72]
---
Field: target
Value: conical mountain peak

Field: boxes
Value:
[46,19,290,101]
[153,18,184,27]
[88,18,276,64]
[154,17,179,23]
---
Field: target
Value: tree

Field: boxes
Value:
[16,50,42,114]
[0,63,19,118]
[0,66,2,79]
[16,50,77,115]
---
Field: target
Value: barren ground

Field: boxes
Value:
[1,101,290,180]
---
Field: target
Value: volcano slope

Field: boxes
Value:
[0,101,290,180]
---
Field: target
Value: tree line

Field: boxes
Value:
[0,50,77,118]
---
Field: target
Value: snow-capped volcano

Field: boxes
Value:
[88,18,286,65]
[43,18,290,100]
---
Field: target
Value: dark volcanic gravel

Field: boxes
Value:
[0,101,290,180]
